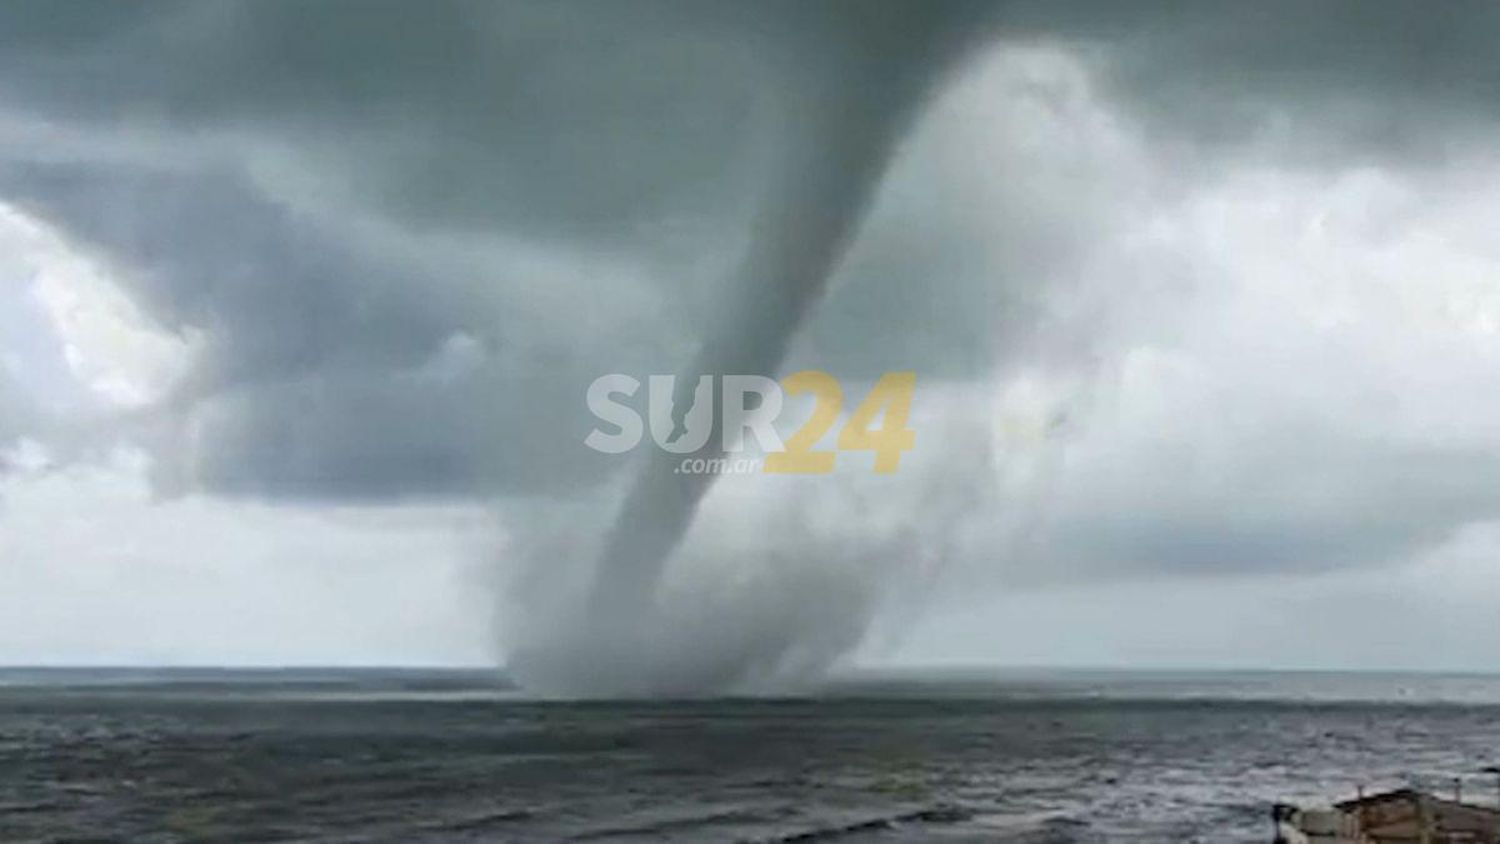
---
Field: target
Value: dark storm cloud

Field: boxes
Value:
[4,0,1500,587]
[0,0,990,499]
[3,165,452,384]
[998,0,1500,155]
[0,0,861,240]
[0,159,632,498]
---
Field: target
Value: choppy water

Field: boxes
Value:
[5,668,1500,841]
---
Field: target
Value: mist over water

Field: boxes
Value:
[504,8,999,697]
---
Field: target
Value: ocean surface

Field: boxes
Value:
[4,668,1500,842]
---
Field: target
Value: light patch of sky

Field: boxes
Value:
[0,201,199,412]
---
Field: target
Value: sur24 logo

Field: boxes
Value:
[584,371,916,474]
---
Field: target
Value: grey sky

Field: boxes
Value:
[3,1,1500,674]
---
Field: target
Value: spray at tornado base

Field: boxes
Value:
[505,5,995,697]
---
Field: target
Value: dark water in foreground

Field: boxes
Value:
[4,669,1500,842]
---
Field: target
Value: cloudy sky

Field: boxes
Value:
[3,1,1500,676]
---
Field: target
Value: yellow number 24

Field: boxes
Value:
[763,371,916,475]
